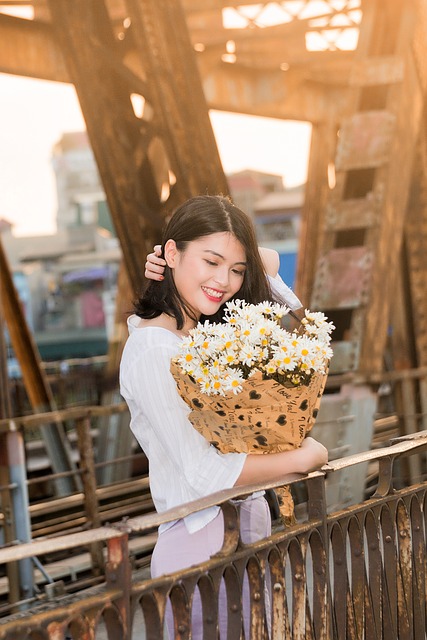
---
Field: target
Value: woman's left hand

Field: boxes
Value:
[145,245,166,280]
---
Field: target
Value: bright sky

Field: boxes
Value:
[0,73,311,237]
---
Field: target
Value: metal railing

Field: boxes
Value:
[0,432,426,638]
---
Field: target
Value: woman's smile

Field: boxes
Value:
[201,286,225,301]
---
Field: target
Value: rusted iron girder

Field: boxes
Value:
[0,11,355,123]
[0,12,69,81]
[124,0,229,197]
[0,288,11,419]
[46,0,228,296]
[0,236,78,494]
[46,0,167,296]
[310,0,426,375]
[404,119,427,370]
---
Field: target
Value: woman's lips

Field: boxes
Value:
[201,286,224,301]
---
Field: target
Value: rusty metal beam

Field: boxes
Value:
[0,11,355,123]
[295,121,337,305]
[124,0,229,196]
[0,292,11,419]
[403,123,427,368]
[0,293,20,603]
[45,0,228,297]
[0,13,68,81]
[0,236,78,494]
[45,0,165,295]
[309,0,426,376]
[200,62,350,123]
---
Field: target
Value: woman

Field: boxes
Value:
[119,195,327,638]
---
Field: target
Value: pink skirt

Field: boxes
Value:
[151,495,272,638]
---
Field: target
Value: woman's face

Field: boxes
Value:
[165,232,247,325]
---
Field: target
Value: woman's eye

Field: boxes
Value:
[232,269,245,276]
[205,260,218,266]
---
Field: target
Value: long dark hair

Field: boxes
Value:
[134,195,272,329]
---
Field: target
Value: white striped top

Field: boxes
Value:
[119,319,246,534]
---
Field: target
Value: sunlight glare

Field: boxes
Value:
[0,5,34,19]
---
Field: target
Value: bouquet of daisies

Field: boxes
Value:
[171,299,334,524]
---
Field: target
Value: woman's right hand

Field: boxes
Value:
[145,244,166,280]
[298,437,328,473]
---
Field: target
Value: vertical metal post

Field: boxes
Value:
[0,425,34,604]
[0,283,11,419]
[97,262,134,484]
[75,416,104,573]
[105,535,132,640]
[0,280,21,605]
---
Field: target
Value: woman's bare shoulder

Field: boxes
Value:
[258,247,279,277]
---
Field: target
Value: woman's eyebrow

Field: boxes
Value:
[203,249,247,266]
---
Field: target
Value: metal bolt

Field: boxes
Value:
[253,592,261,601]
[231,604,239,612]
[385,535,392,543]
[178,624,187,633]
[400,531,406,539]
[294,573,303,581]
[273,582,282,592]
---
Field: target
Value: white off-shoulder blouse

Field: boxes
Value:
[119,274,302,535]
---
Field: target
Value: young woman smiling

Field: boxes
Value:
[119,195,327,638]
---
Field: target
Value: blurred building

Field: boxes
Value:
[228,170,304,288]
[253,184,304,288]
[228,169,285,219]
[1,131,120,366]
[52,131,115,240]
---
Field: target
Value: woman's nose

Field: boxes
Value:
[213,267,229,287]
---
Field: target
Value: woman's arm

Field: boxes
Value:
[235,437,328,487]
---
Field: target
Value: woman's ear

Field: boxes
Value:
[164,239,178,268]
